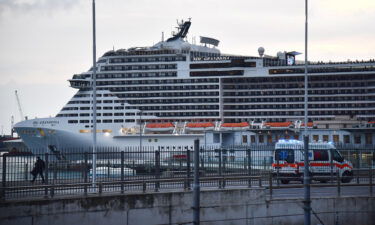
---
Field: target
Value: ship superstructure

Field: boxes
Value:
[14,20,375,151]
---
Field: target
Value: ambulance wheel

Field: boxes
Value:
[341,171,353,183]
[281,179,290,184]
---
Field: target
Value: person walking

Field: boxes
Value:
[31,156,45,183]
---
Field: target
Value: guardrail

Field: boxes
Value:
[0,169,373,201]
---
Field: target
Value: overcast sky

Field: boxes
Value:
[0,0,374,135]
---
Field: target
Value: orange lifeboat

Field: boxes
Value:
[220,122,249,130]
[264,122,293,128]
[301,122,314,128]
[145,123,175,132]
[185,122,215,131]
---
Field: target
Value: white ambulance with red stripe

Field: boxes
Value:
[272,139,353,184]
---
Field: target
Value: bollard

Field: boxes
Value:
[337,172,341,197]
[155,150,160,192]
[121,151,125,194]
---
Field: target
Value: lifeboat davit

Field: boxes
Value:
[220,122,249,130]
[145,123,175,132]
[185,122,215,131]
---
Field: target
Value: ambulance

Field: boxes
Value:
[272,139,353,184]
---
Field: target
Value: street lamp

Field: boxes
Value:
[91,0,97,186]
[303,1,311,225]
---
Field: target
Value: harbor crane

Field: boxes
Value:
[15,90,26,121]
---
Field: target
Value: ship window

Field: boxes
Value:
[354,135,361,144]
[213,133,220,143]
[258,135,264,143]
[68,120,78,124]
[103,120,113,123]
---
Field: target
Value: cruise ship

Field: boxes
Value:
[14,20,375,152]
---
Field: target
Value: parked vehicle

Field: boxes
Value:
[272,139,353,184]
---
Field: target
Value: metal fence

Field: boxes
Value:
[0,144,374,200]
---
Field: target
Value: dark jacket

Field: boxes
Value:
[34,159,46,173]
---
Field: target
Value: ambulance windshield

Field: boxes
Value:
[275,149,295,163]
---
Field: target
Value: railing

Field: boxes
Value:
[0,144,374,200]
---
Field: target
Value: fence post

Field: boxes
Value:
[44,153,49,198]
[98,182,103,195]
[330,149,334,183]
[53,162,57,181]
[269,172,273,199]
[121,151,125,194]
[107,160,111,178]
[369,168,373,197]
[218,148,222,188]
[1,155,6,199]
[50,186,55,198]
[143,181,146,193]
[186,149,191,190]
[356,151,360,184]
[337,171,341,197]
[276,154,280,187]
[24,163,29,181]
[200,147,205,172]
[155,150,160,192]
[193,139,200,225]
[223,149,227,172]
[84,152,88,195]
[247,148,252,187]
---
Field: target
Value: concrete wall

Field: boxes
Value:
[1,188,374,225]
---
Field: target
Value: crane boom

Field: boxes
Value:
[15,90,25,121]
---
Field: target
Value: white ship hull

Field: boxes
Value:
[14,117,204,154]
